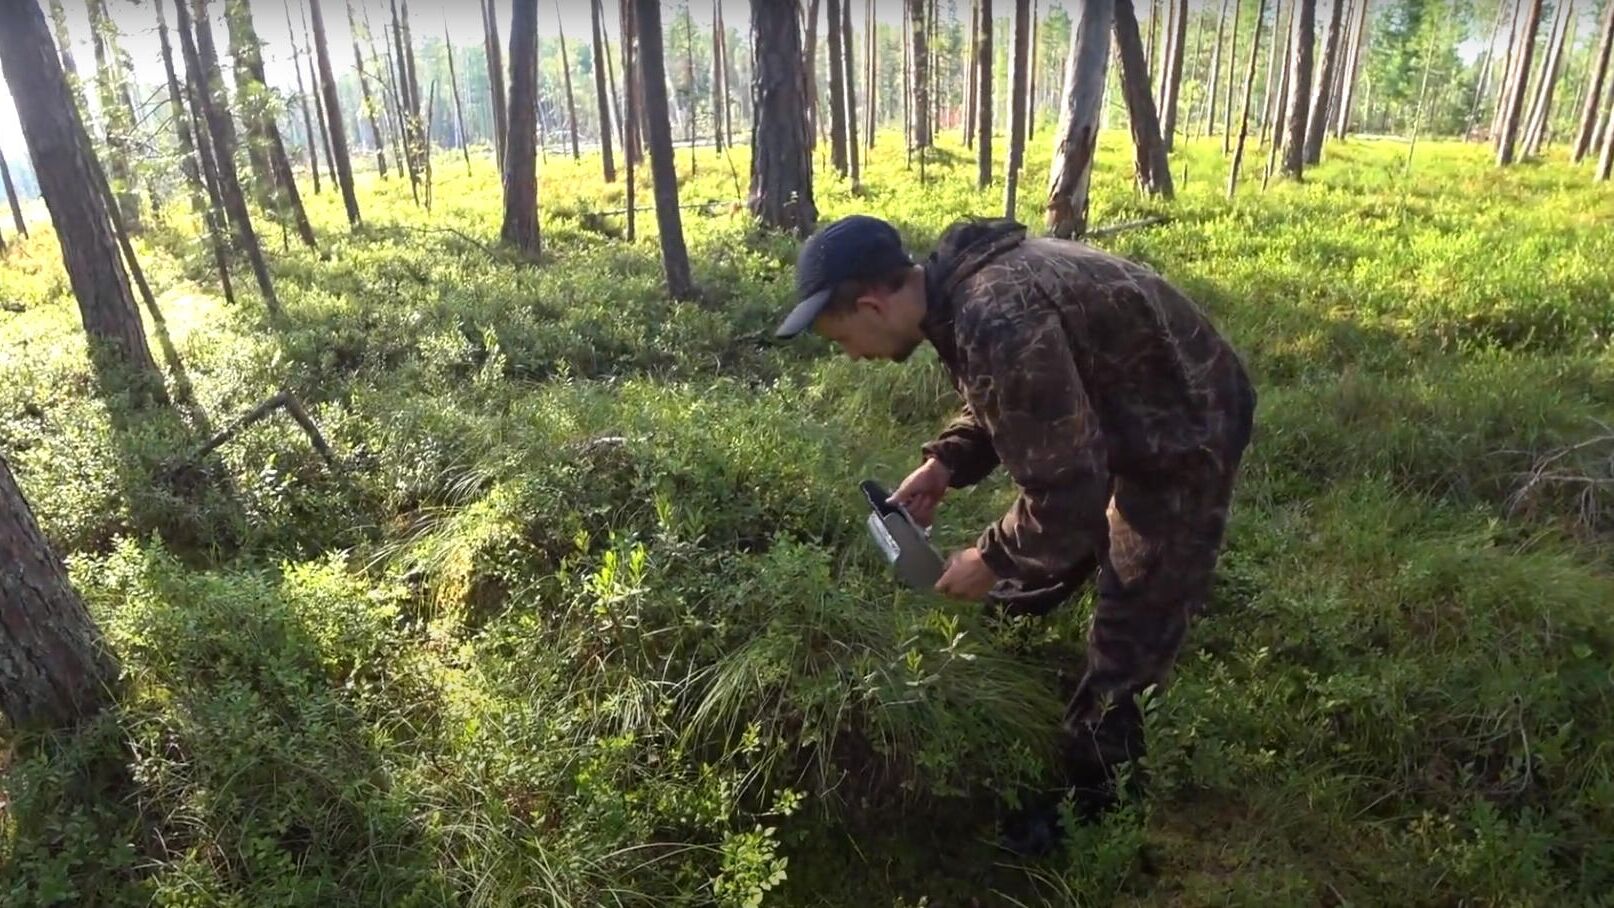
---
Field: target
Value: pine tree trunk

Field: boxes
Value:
[1205,0,1230,136]
[1261,0,1288,137]
[977,0,994,188]
[555,8,581,161]
[1281,0,1314,177]
[1334,0,1367,137]
[347,1,388,179]
[1046,0,1114,238]
[0,453,119,730]
[1005,0,1030,215]
[965,0,979,147]
[1222,0,1243,150]
[443,26,470,173]
[1597,85,1614,178]
[909,0,932,147]
[1575,0,1614,162]
[621,0,639,238]
[592,0,618,181]
[86,0,141,233]
[155,0,207,215]
[501,0,540,255]
[605,0,630,162]
[749,0,818,236]
[843,0,860,184]
[1146,0,1160,79]
[286,6,324,193]
[178,0,280,315]
[1524,0,1573,156]
[1161,0,1188,151]
[484,0,509,169]
[1227,0,1268,194]
[308,0,360,225]
[1497,0,1544,164]
[171,5,236,305]
[376,16,414,195]
[0,0,168,403]
[0,146,27,238]
[827,0,849,174]
[1302,0,1344,164]
[805,0,822,146]
[1115,0,1175,196]
[902,0,912,154]
[1263,3,1292,185]
[1467,0,1509,139]
[866,0,877,148]
[227,0,317,250]
[1493,0,1529,141]
[634,0,696,299]
[1028,0,1040,137]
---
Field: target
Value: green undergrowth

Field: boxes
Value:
[3,132,1614,906]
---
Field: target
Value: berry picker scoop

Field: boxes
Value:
[860,480,946,589]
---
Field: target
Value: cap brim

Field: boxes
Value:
[774,288,833,340]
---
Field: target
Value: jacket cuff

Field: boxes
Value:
[921,439,996,489]
[975,523,1021,582]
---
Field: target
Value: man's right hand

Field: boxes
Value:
[889,457,951,528]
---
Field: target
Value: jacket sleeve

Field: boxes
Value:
[920,401,1001,488]
[958,298,1111,585]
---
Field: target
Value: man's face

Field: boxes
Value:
[811,278,925,362]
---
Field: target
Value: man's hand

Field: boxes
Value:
[935,547,998,600]
[890,457,951,527]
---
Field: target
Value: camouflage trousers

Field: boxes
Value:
[1062,414,1254,783]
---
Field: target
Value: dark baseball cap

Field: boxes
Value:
[775,215,914,339]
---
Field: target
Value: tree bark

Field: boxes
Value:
[909,0,932,147]
[827,0,849,174]
[866,0,878,148]
[1205,0,1231,136]
[592,0,619,181]
[177,0,280,316]
[309,0,360,225]
[0,453,119,730]
[1115,0,1175,196]
[0,0,167,401]
[1046,0,1114,238]
[805,0,821,147]
[348,0,388,179]
[84,0,141,233]
[553,6,581,161]
[221,0,276,210]
[1335,0,1367,137]
[443,24,471,173]
[483,0,509,169]
[1497,0,1544,164]
[1281,0,1314,178]
[902,0,912,154]
[966,0,979,147]
[1160,0,1188,151]
[1029,0,1040,137]
[843,0,860,185]
[750,0,818,236]
[1524,0,1573,156]
[301,2,340,185]
[171,4,235,305]
[287,4,324,193]
[977,0,994,188]
[713,0,727,152]
[0,146,26,238]
[1303,0,1344,164]
[634,0,696,298]
[1261,0,1288,138]
[1493,0,1530,143]
[1005,0,1031,215]
[1146,0,1159,80]
[501,0,540,255]
[153,0,200,216]
[226,0,318,250]
[1575,0,1614,162]
[1227,0,1267,195]
[621,0,639,237]
[1597,83,1614,179]
[1467,0,1509,139]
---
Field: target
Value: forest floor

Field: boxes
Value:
[3,132,1614,906]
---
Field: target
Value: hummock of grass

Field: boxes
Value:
[3,131,1613,906]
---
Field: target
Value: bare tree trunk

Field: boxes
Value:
[347,1,388,179]
[1029,0,1040,137]
[1187,0,1208,138]
[86,0,141,232]
[965,0,979,147]
[843,0,860,185]
[622,0,639,238]
[1146,0,1160,78]
[1467,0,1510,139]
[909,0,932,147]
[0,453,119,730]
[634,0,696,299]
[1334,0,1367,137]
[827,0,849,174]
[286,6,324,193]
[1575,0,1614,162]
[1221,0,1243,151]
[1227,0,1268,194]
[1598,85,1614,178]
[1303,0,1344,164]
[604,0,629,161]
[1205,0,1231,136]
[713,0,727,152]
[806,0,822,147]
[902,0,912,156]
[749,0,818,236]
[1497,0,1544,164]
[441,24,469,173]
[172,6,236,305]
[555,6,581,161]
[592,0,618,181]
[501,0,540,255]
[1261,0,1288,138]
[1493,0,1530,142]
[1281,0,1314,178]
[1160,0,1187,150]
[178,0,280,316]
[1005,0,1031,215]
[1524,0,1573,156]
[226,0,318,251]
[977,0,995,188]
[681,4,697,174]
[299,2,339,185]
[308,0,360,225]
[1046,0,1114,238]
[373,9,413,195]
[484,0,509,169]
[155,0,207,215]
[1115,0,1175,196]
[0,141,28,238]
[866,0,878,148]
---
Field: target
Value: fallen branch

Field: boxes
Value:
[1085,215,1170,240]
[586,199,738,217]
[176,389,340,472]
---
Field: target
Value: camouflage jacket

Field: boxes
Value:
[919,219,1256,587]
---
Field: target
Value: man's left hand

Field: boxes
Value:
[935,547,998,600]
